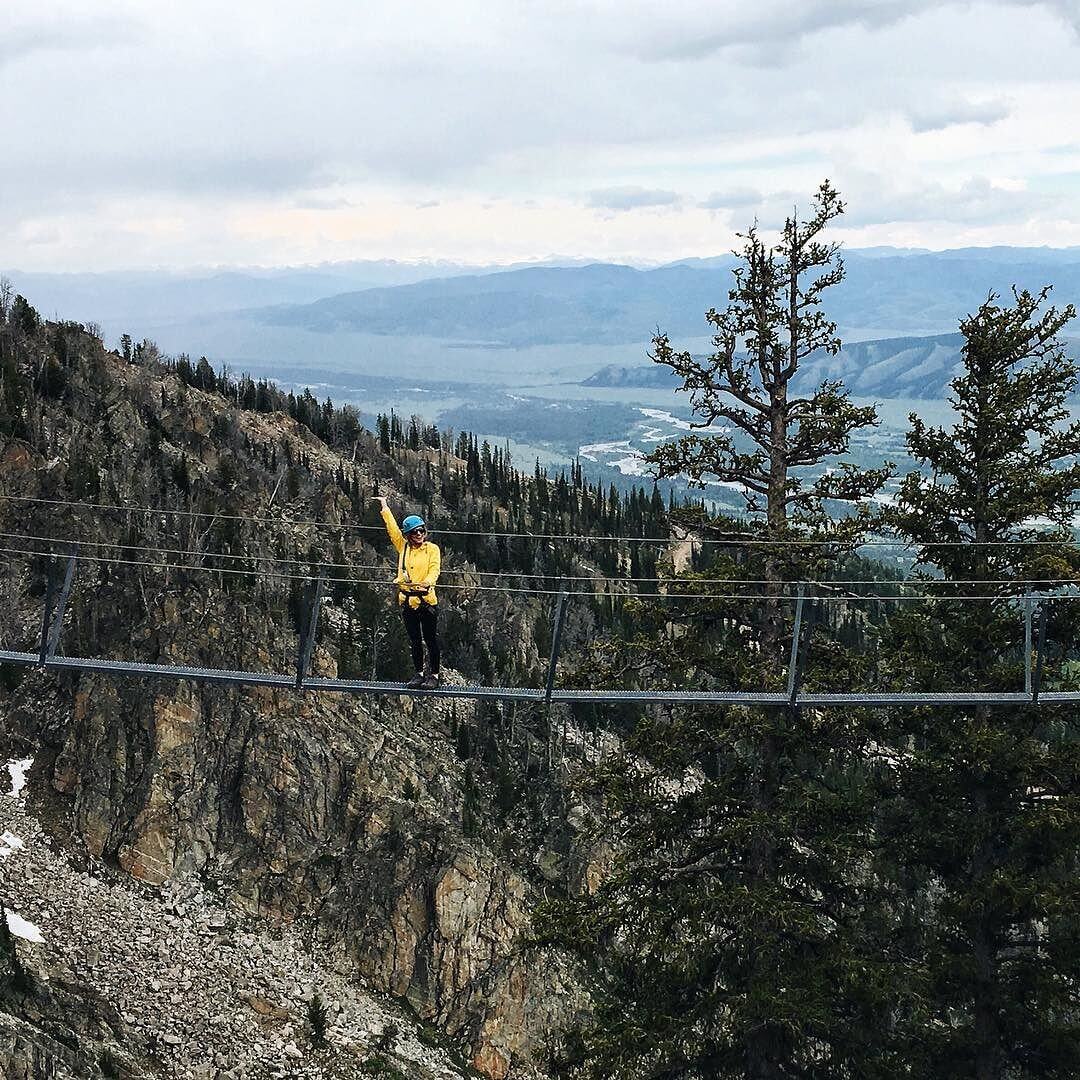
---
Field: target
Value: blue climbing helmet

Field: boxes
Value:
[402,514,426,535]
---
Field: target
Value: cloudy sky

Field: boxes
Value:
[6,0,1080,270]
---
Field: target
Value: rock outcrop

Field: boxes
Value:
[0,758,474,1079]
[13,666,584,1077]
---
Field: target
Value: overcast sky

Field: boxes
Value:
[6,0,1080,270]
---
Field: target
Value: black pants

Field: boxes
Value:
[402,603,440,674]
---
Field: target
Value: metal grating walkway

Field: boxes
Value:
[2,650,1075,708]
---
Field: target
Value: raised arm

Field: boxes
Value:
[376,497,404,554]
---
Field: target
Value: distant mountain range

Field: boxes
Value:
[259,262,699,346]
[583,364,682,388]
[256,249,1080,348]
[801,332,966,397]
[10,247,1080,348]
[665,246,1080,268]
[582,333,969,399]
[0,258,594,327]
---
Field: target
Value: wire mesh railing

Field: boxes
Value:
[2,545,1076,707]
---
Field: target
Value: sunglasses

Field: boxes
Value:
[408,527,427,536]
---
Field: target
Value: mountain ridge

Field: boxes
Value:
[580,332,969,397]
[12,246,1080,347]
[252,250,1080,348]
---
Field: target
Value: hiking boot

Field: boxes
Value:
[406,672,425,689]
[420,672,441,691]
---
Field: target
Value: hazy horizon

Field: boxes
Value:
[8,242,1080,279]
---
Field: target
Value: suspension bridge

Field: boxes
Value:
[1,494,1077,709]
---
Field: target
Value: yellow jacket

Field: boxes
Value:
[381,507,440,608]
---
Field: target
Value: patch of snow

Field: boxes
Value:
[0,832,25,858]
[608,454,647,476]
[6,758,32,799]
[580,439,635,457]
[4,909,44,943]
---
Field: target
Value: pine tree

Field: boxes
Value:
[880,287,1080,1078]
[648,179,888,661]
[307,991,330,1046]
[539,185,897,1079]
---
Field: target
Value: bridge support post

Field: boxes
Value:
[544,593,569,766]
[295,576,324,691]
[1024,595,1033,697]
[787,585,809,709]
[37,561,59,667]
[544,592,568,714]
[1032,600,1049,705]
[44,555,77,666]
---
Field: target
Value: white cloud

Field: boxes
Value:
[588,187,683,211]
[844,176,1057,226]
[5,1,1080,267]
[907,97,1011,132]
[1039,0,1080,30]
[291,193,357,211]
[605,0,946,60]
[699,188,765,211]
[579,0,1080,59]
[0,7,139,70]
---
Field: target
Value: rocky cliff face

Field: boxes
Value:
[0,324,602,1078]
[0,751,495,1080]
[21,671,585,1078]
[2,558,591,1078]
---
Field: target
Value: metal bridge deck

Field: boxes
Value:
[2,650,1076,707]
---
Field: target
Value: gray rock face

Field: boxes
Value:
[0,1012,92,1080]
[0,757,478,1080]
[33,672,579,1077]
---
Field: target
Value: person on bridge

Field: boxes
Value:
[376,496,442,690]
